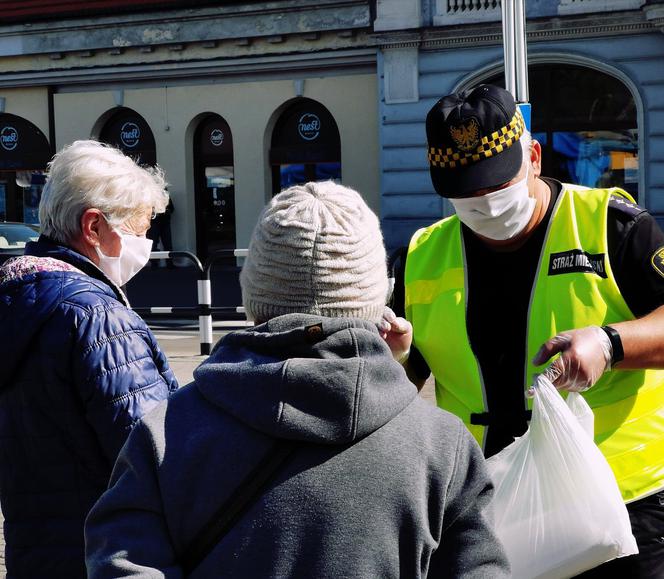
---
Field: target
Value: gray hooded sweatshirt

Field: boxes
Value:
[85,314,508,578]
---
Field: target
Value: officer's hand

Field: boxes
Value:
[531,326,612,394]
[377,306,412,363]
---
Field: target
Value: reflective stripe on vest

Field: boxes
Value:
[405,185,664,502]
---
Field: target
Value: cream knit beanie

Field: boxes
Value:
[240,181,389,323]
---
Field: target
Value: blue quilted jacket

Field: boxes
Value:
[0,237,178,579]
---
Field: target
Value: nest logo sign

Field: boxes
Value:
[210,128,224,147]
[0,126,18,151]
[120,122,140,148]
[298,113,320,141]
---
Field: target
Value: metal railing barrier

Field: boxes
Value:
[198,249,249,353]
[133,250,215,355]
[133,249,250,355]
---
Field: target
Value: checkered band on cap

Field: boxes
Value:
[428,109,525,170]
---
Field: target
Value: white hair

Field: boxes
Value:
[520,129,533,170]
[39,140,169,243]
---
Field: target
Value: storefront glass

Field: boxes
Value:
[194,114,236,259]
[0,181,6,221]
[18,171,45,225]
[203,166,235,253]
[278,161,341,190]
[0,113,51,222]
[485,65,638,199]
[270,99,341,195]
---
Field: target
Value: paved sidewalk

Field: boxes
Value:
[0,320,434,578]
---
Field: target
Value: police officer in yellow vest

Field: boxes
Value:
[384,85,664,578]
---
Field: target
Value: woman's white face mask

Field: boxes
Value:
[449,166,535,241]
[95,224,153,287]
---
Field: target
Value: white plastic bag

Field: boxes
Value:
[486,375,637,579]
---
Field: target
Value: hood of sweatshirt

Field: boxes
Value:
[193,314,418,445]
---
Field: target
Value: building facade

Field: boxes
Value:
[3,1,664,257]
[0,0,379,257]
[376,0,664,250]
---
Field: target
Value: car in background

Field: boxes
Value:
[0,222,40,265]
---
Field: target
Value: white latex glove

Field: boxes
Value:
[531,325,613,394]
[377,306,413,364]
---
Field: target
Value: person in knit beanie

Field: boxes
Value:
[240,180,389,324]
[86,181,509,579]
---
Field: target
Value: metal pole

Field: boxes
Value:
[198,277,213,355]
[501,0,516,98]
[514,0,529,103]
[501,0,531,130]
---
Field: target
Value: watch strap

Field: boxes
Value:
[601,325,624,366]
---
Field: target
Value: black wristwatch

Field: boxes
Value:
[601,325,624,366]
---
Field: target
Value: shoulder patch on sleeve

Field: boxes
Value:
[608,194,645,218]
[651,247,664,279]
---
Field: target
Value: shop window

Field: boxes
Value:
[270,99,341,195]
[193,114,236,259]
[99,107,156,167]
[0,113,51,223]
[483,65,639,200]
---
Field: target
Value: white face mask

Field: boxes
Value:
[95,229,153,287]
[449,168,536,241]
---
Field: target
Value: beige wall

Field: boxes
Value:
[0,87,51,144]
[53,73,379,253]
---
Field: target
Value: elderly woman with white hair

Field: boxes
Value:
[0,140,178,578]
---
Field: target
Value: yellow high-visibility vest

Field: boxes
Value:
[405,185,664,503]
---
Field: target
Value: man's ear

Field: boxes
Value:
[530,139,542,178]
[80,208,104,247]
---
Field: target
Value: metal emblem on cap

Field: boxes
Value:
[450,118,480,152]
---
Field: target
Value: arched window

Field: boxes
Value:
[0,113,51,223]
[270,99,341,195]
[99,107,156,167]
[193,114,235,259]
[483,65,638,199]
